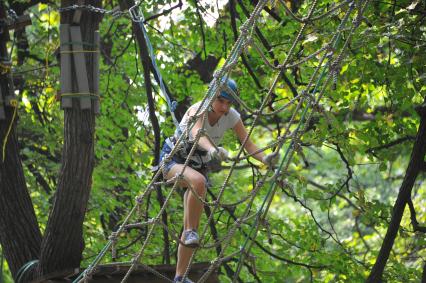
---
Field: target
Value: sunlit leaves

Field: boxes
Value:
[4,0,425,282]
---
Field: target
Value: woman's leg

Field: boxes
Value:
[166,164,207,277]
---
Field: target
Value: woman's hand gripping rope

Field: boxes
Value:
[208,147,229,162]
[262,151,280,169]
[213,148,280,170]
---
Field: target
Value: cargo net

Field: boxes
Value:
[72,0,370,282]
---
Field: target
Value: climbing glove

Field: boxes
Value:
[208,147,229,162]
[262,152,280,168]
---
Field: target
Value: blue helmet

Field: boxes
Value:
[219,78,238,103]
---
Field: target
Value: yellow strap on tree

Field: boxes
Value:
[59,50,100,54]
[61,92,99,99]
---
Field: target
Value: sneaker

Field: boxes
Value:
[173,276,194,283]
[183,229,199,248]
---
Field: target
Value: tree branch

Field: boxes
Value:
[193,0,207,59]
[230,0,262,89]
[250,0,285,25]
[143,0,183,23]
[367,97,426,282]
[0,4,42,280]
[407,198,426,233]
[10,0,53,14]
[366,136,416,156]
[236,0,299,98]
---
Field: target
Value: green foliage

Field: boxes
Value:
[5,0,426,282]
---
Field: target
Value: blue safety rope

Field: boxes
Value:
[129,3,181,132]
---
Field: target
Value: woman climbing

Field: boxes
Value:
[159,78,279,283]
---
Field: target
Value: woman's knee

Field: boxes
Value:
[191,175,207,196]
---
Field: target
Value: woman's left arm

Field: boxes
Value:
[233,119,265,162]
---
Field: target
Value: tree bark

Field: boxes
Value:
[37,0,102,276]
[367,101,426,282]
[0,5,42,280]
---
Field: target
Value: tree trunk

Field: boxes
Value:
[367,101,426,282]
[37,0,102,276]
[0,5,42,280]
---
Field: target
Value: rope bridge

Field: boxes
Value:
[65,0,370,282]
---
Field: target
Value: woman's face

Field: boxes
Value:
[212,97,232,116]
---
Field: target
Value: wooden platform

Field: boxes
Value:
[32,262,219,283]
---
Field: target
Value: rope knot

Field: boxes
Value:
[352,14,363,28]
[279,179,289,188]
[307,93,316,103]
[197,128,207,136]
[83,267,94,282]
[109,232,119,241]
[244,38,253,52]
[109,232,118,260]
[329,61,341,90]
[176,172,185,180]
[164,153,172,162]
[292,141,303,155]
[239,22,249,35]
[300,16,309,23]
[135,195,144,204]
[325,51,334,60]
[212,70,222,79]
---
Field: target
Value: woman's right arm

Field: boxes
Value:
[188,109,216,152]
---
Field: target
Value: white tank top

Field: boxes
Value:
[175,101,241,145]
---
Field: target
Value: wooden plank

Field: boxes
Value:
[59,24,72,108]
[30,263,219,283]
[72,0,85,24]
[90,263,219,283]
[30,268,79,283]
[93,30,100,114]
[70,26,92,110]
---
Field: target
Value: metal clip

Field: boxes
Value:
[129,1,144,22]
[8,9,18,20]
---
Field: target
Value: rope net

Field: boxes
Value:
[74,0,370,282]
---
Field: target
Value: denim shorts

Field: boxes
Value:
[159,141,178,175]
[159,138,210,178]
